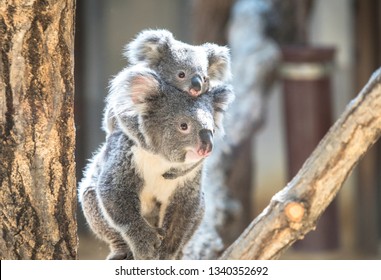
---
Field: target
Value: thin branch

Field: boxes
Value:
[220,68,381,260]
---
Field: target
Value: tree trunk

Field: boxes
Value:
[0,0,77,259]
[220,68,381,259]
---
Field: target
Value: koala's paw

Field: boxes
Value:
[107,250,134,260]
[132,227,165,260]
[157,241,180,260]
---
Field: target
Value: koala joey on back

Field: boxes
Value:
[126,29,231,95]
[78,65,234,260]
[103,29,232,134]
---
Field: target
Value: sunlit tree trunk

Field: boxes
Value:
[0,0,77,259]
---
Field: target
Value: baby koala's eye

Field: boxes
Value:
[203,76,208,83]
[178,71,186,79]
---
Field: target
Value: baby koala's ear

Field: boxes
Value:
[124,29,174,66]
[202,43,232,83]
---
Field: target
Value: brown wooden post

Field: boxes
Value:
[281,46,339,250]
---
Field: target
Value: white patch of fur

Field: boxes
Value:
[131,146,201,227]
[78,144,106,202]
[107,67,136,118]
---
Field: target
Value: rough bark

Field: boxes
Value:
[0,0,77,259]
[220,68,381,259]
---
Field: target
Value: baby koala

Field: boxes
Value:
[104,29,232,134]
[79,65,234,260]
[126,29,231,96]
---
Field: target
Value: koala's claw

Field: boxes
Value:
[156,228,165,240]
[153,240,161,250]
[107,251,129,260]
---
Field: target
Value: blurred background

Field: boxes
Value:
[75,0,381,259]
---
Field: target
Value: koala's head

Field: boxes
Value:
[124,29,232,97]
[108,65,234,163]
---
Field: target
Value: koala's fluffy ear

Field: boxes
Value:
[127,71,160,107]
[124,29,174,66]
[203,43,232,83]
[108,66,160,118]
[210,85,235,133]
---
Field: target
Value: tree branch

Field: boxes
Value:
[220,68,381,260]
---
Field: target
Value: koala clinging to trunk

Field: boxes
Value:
[78,65,234,260]
[104,29,232,134]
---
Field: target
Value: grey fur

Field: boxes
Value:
[103,29,232,134]
[78,65,234,260]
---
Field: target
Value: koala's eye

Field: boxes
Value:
[180,123,188,131]
[178,71,186,79]
[203,76,208,83]
[179,122,190,133]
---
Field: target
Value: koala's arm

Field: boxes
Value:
[158,175,205,260]
[96,135,163,260]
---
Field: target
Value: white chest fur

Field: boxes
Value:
[131,146,200,226]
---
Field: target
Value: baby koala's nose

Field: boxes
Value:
[190,75,203,96]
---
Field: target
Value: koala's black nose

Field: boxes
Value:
[198,129,213,157]
[190,75,203,95]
